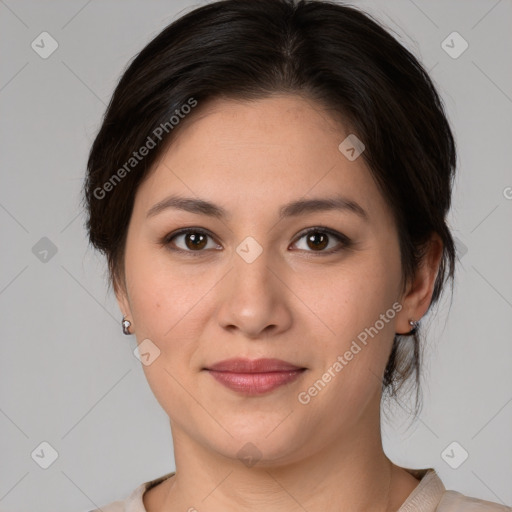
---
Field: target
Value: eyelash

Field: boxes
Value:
[161,226,352,257]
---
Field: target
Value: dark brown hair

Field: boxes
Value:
[83,0,457,416]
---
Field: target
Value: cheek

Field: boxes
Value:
[125,242,211,340]
[124,248,210,416]
[293,247,402,396]
[295,249,401,338]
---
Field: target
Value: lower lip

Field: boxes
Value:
[206,369,305,394]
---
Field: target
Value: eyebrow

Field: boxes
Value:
[146,194,368,221]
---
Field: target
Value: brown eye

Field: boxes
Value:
[291,228,350,254]
[305,232,329,251]
[165,228,221,253]
[184,232,208,250]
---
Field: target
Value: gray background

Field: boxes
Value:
[1,0,511,510]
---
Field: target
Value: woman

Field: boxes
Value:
[83,0,510,510]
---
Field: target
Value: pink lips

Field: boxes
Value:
[205,358,306,395]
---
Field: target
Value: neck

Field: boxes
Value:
[156,398,407,512]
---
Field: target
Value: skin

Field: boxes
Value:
[115,94,443,512]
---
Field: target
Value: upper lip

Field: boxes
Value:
[205,358,304,373]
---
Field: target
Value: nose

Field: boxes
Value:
[215,247,293,339]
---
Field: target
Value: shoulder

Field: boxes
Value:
[86,471,175,512]
[399,467,511,512]
[437,490,512,511]
[83,483,141,512]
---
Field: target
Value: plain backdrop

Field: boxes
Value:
[0,0,511,510]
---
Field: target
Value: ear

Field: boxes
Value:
[396,233,443,334]
[113,273,133,325]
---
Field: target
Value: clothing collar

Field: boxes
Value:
[125,467,445,512]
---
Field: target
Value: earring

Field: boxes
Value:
[406,319,419,335]
[122,316,132,335]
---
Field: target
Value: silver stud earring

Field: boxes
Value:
[122,316,132,335]
[407,319,419,335]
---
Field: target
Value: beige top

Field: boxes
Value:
[92,468,511,512]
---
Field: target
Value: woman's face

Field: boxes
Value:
[117,94,424,464]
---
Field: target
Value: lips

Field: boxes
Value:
[204,358,306,395]
[206,357,303,373]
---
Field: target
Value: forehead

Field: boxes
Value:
[134,94,390,225]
